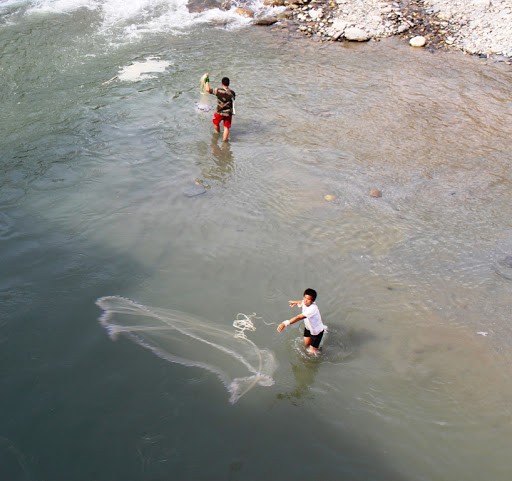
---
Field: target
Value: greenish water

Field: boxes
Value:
[2,2,512,480]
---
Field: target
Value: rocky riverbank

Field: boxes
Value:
[247,0,512,62]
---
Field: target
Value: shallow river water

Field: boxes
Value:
[1,1,512,480]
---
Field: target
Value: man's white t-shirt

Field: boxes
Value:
[300,301,325,335]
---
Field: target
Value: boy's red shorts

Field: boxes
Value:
[213,112,232,129]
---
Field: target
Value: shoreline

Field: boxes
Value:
[251,0,512,63]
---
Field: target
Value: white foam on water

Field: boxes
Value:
[116,56,171,82]
[195,102,212,112]
[0,0,29,10]
[25,0,100,14]
[19,0,270,41]
[99,0,192,37]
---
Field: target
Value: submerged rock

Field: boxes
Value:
[369,188,382,198]
[184,181,208,197]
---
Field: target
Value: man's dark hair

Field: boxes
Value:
[303,288,317,301]
[222,77,230,86]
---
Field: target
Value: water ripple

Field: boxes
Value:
[0,212,16,241]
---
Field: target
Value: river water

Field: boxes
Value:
[1,1,512,480]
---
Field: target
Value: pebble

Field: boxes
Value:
[409,35,426,47]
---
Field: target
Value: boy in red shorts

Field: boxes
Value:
[204,74,236,142]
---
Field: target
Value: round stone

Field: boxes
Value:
[410,36,426,48]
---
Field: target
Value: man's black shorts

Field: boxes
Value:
[303,328,324,348]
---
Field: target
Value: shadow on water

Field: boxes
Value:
[242,332,407,481]
[1,210,408,481]
[275,324,378,403]
[0,209,149,481]
[276,359,322,405]
[323,324,379,363]
[0,436,33,481]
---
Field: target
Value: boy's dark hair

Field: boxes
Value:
[222,77,230,86]
[303,288,317,301]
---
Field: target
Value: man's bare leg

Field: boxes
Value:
[223,126,230,142]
